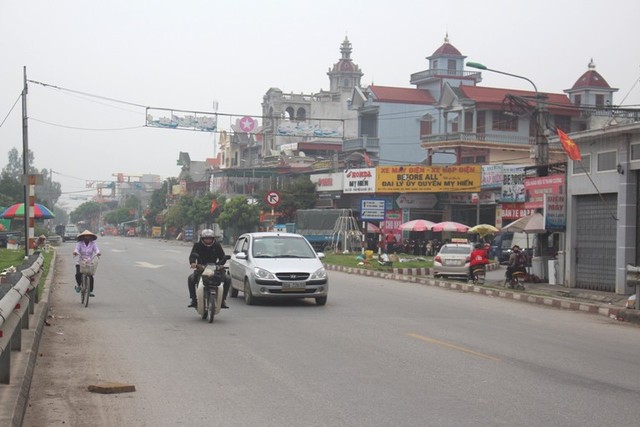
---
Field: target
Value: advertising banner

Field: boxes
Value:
[448,192,497,205]
[375,165,481,193]
[524,174,565,209]
[544,194,566,230]
[500,203,535,220]
[501,165,525,202]
[481,164,503,189]
[310,172,343,192]
[146,107,217,132]
[343,168,376,193]
[381,210,403,241]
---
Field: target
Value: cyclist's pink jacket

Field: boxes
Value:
[73,241,100,265]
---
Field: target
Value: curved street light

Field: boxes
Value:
[466,61,548,173]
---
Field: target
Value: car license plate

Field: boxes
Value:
[448,260,462,266]
[282,282,305,291]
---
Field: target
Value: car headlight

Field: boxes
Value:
[254,267,276,280]
[309,267,327,280]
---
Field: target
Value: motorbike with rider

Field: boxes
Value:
[187,229,231,310]
[505,244,527,289]
[469,242,489,283]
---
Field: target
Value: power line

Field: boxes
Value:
[27,79,147,108]
[0,93,22,129]
[30,117,144,132]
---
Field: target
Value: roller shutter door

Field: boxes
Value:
[574,193,617,291]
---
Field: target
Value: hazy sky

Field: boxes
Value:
[1,0,639,211]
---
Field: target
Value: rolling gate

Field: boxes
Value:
[574,193,617,291]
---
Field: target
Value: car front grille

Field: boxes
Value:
[275,272,310,281]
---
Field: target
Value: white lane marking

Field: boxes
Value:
[135,261,164,269]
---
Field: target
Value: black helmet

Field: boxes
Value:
[474,243,482,249]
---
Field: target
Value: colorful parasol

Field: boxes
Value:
[0,203,55,219]
[467,224,500,238]
[432,221,469,233]
[399,219,436,232]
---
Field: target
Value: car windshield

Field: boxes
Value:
[252,236,316,258]
[440,245,471,255]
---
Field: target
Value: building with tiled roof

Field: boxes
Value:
[564,59,619,131]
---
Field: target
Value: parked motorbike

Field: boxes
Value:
[194,255,230,323]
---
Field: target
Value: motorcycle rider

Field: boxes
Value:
[506,244,527,281]
[469,242,489,281]
[187,229,230,309]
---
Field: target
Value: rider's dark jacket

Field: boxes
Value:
[189,240,226,265]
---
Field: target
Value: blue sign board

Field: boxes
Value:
[361,198,386,220]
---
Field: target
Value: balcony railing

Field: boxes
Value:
[421,132,562,149]
[342,137,380,152]
[410,69,481,84]
[422,132,532,145]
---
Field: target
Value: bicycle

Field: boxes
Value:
[76,255,99,307]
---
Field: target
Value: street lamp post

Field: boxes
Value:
[466,62,548,175]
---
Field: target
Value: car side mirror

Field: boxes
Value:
[236,252,247,260]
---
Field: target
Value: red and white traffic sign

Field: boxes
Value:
[265,191,281,207]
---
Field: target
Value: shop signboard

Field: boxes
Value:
[343,168,376,193]
[524,174,565,209]
[501,165,525,202]
[544,194,566,230]
[375,165,481,193]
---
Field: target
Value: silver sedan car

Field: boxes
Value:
[432,243,473,279]
[228,232,329,305]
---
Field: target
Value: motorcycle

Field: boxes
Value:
[194,255,230,323]
[504,268,526,290]
[470,265,486,285]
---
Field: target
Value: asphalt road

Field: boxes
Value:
[23,237,640,426]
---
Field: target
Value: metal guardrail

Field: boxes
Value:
[0,254,44,383]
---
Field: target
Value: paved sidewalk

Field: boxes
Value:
[325,263,640,325]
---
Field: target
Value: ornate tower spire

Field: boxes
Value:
[327,36,363,92]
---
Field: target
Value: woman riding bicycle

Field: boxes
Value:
[73,230,101,296]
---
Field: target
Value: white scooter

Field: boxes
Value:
[194,255,230,323]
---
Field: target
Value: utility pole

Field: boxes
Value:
[21,66,30,258]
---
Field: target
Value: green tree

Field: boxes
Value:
[70,201,102,230]
[104,207,134,226]
[146,178,177,227]
[0,147,61,209]
[34,168,62,209]
[0,147,34,205]
[217,196,260,238]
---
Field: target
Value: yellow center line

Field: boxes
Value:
[407,333,500,361]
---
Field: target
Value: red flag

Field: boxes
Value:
[363,152,372,167]
[210,199,218,213]
[557,128,582,161]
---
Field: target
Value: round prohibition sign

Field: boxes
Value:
[265,191,281,207]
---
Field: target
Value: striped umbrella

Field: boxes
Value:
[0,203,55,219]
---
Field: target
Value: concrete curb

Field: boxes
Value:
[2,250,55,427]
[326,263,640,325]
[389,261,500,276]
